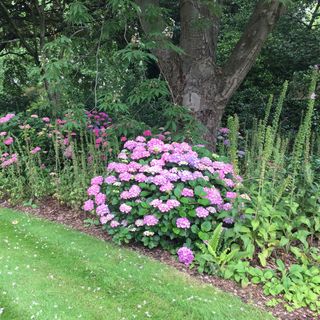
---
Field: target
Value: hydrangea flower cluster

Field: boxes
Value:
[177,247,195,266]
[83,134,246,265]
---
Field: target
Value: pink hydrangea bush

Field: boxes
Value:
[84,135,245,266]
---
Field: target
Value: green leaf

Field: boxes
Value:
[172,227,180,235]
[258,248,270,267]
[208,223,222,253]
[191,224,199,234]
[251,219,260,231]
[201,221,211,232]
[198,231,210,241]
[194,186,207,197]
[197,198,210,206]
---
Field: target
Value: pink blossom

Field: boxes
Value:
[110,220,120,228]
[177,247,194,266]
[3,137,14,145]
[143,130,152,136]
[91,176,104,185]
[181,188,194,197]
[196,207,209,218]
[119,203,132,213]
[226,192,237,199]
[0,113,15,124]
[95,193,106,205]
[87,184,100,196]
[83,199,94,211]
[105,176,117,184]
[30,147,41,154]
[143,215,159,226]
[176,217,190,229]
[96,204,110,215]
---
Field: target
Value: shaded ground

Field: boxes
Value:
[0,199,315,320]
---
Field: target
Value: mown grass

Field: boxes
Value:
[0,208,274,320]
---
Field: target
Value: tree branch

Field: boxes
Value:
[308,0,320,29]
[220,0,286,102]
[0,0,40,64]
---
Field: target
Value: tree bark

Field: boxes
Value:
[136,0,286,149]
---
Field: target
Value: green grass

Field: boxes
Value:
[0,208,274,320]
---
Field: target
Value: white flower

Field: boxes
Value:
[143,231,154,237]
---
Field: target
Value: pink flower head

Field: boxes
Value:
[143,215,159,226]
[42,117,50,123]
[0,132,7,136]
[136,136,146,142]
[100,216,108,224]
[119,203,132,214]
[30,147,41,154]
[119,172,132,182]
[0,113,15,124]
[87,184,100,196]
[83,199,94,211]
[177,247,194,266]
[96,204,110,216]
[95,193,106,205]
[159,183,174,192]
[226,192,237,199]
[219,127,230,134]
[176,217,190,229]
[222,203,233,211]
[167,199,180,209]
[181,188,194,197]
[110,220,120,228]
[143,130,152,137]
[196,206,209,218]
[91,176,104,185]
[120,136,127,142]
[3,137,14,145]
[105,176,117,184]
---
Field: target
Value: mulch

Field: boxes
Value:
[0,198,316,320]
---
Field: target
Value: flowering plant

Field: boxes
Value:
[84,135,245,265]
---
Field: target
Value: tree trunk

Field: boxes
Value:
[136,0,286,148]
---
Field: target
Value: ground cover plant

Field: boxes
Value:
[0,207,275,320]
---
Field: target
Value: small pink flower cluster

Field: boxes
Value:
[150,199,180,212]
[0,113,15,124]
[84,176,117,226]
[0,153,18,168]
[176,217,190,229]
[177,247,194,266]
[30,147,41,155]
[3,137,14,146]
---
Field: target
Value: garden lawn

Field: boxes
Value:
[0,208,274,320]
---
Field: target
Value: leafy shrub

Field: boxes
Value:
[83,135,246,263]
